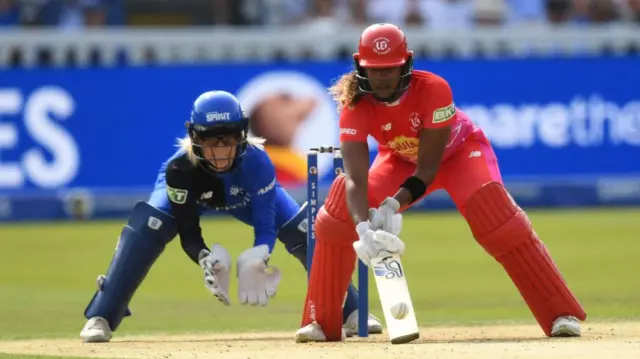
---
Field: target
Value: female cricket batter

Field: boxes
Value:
[295,23,586,343]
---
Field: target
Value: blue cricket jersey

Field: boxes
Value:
[147,144,300,263]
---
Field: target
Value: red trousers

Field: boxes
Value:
[369,132,502,214]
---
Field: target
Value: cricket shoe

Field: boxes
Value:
[343,310,383,337]
[80,316,112,343]
[550,316,581,337]
[295,322,346,343]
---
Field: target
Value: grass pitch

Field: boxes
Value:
[0,208,638,358]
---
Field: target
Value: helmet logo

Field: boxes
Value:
[372,37,391,54]
[206,112,231,122]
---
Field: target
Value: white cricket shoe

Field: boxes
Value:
[343,310,383,337]
[295,322,346,343]
[551,316,581,337]
[80,317,112,343]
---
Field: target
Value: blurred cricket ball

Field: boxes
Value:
[390,302,409,319]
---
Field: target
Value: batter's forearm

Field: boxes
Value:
[346,179,370,223]
[392,171,437,208]
[392,188,414,208]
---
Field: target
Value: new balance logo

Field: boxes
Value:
[200,191,213,200]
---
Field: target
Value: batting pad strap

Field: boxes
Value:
[400,176,426,204]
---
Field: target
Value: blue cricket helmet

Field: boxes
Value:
[186,90,250,174]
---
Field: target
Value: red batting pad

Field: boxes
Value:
[324,174,353,223]
[301,207,357,341]
[466,182,586,336]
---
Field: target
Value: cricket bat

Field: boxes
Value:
[370,253,420,344]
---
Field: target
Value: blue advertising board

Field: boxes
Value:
[1,57,639,220]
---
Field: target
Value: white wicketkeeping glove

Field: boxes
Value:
[198,244,231,306]
[369,197,403,236]
[236,245,282,306]
[353,221,406,267]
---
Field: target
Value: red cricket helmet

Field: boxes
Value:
[353,23,414,101]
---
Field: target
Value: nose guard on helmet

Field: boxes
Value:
[193,141,237,172]
[186,121,249,175]
[353,53,414,103]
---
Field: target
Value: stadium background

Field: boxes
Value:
[0,1,639,358]
[1,1,640,220]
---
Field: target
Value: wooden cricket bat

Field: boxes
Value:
[370,253,420,344]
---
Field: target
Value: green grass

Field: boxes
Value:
[1,208,638,341]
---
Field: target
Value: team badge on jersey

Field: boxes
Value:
[408,112,421,132]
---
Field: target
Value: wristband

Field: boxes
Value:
[400,176,427,204]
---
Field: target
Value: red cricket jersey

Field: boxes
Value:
[339,70,477,163]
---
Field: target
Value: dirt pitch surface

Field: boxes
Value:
[2,322,639,359]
